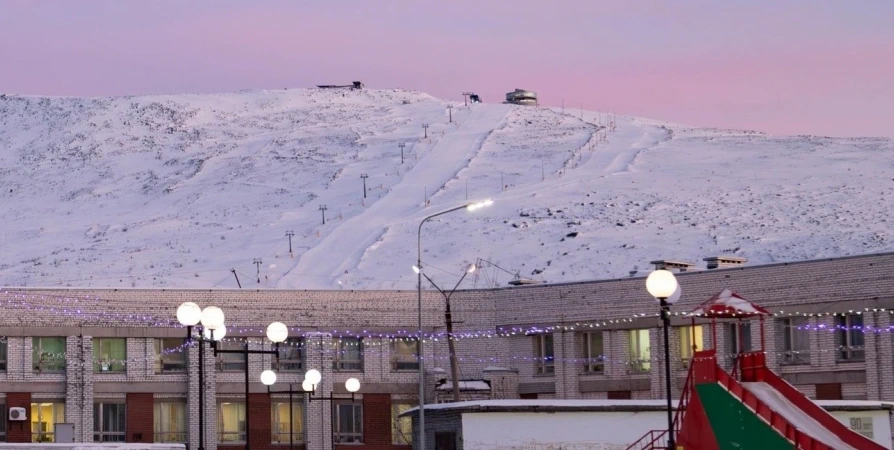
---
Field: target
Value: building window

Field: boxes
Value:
[94,338,126,373]
[391,338,419,371]
[582,332,604,373]
[836,314,865,361]
[0,404,6,442]
[218,340,247,372]
[94,403,126,442]
[727,322,752,355]
[629,329,651,372]
[333,337,363,371]
[31,402,64,443]
[680,325,704,368]
[607,390,632,400]
[33,337,66,373]
[154,338,186,373]
[392,403,413,445]
[533,334,554,375]
[154,402,187,443]
[334,403,363,444]
[781,318,810,365]
[218,402,246,443]
[276,337,304,371]
[271,402,304,444]
[0,338,7,371]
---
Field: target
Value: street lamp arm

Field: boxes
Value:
[417,204,470,267]
[421,272,447,297]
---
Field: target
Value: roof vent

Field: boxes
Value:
[703,256,748,269]
[650,260,696,272]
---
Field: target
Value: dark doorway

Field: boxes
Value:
[435,432,457,450]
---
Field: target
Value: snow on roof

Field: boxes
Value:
[688,288,770,318]
[483,366,514,371]
[436,380,491,391]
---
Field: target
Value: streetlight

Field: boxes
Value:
[277,369,362,445]
[646,269,680,450]
[415,199,494,449]
[415,263,476,402]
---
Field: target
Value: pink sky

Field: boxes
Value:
[1,0,892,137]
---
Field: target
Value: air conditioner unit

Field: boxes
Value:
[9,407,27,421]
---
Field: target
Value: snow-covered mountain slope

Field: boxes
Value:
[1,89,892,290]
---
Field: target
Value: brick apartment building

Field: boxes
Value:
[1,251,893,449]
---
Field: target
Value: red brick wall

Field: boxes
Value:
[6,392,31,443]
[334,394,410,450]
[126,393,154,443]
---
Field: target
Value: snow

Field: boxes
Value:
[744,381,856,449]
[689,288,770,317]
[402,399,675,414]
[1,88,893,290]
[436,380,492,391]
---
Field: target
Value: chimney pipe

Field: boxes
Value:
[703,256,748,269]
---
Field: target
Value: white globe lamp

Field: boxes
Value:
[203,324,226,341]
[302,380,315,392]
[646,270,678,300]
[345,378,361,393]
[305,369,322,385]
[176,302,202,326]
[260,370,277,386]
[200,306,225,330]
[266,322,289,343]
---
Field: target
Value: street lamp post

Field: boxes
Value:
[415,199,493,449]
[415,264,477,402]
[646,269,680,450]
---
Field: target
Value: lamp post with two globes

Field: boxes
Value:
[645,269,681,450]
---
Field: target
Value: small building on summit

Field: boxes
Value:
[317,81,364,90]
[505,88,537,106]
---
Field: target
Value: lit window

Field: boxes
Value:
[276,337,304,371]
[218,402,246,443]
[94,338,126,373]
[679,325,704,368]
[218,340,247,372]
[154,338,186,373]
[582,332,604,373]
[271,402,304,444]
[836,314,865,361]
[31,402,64,442]
[629,329,651,372]
[334,403,363,443]
[780,318,810,364]
[391,339,419,371]
[333,337,363,371]
[533,334,554,375]
[33,337,66,373]
[154,402,186,443]
[391,403,413,445]
[94,403,126,442]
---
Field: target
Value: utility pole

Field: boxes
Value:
[462,92,472,106]
[360,174,368,198]
[398,143,406,164]
[319,204,327,225]
[231,269,242,288]
[447,105,454,123]
[285,230,294,257]
[422,123,429,139]
[253,258,262,283]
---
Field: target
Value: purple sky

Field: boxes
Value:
[2,1,892,137]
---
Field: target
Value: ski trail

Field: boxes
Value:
[279,104,512,289]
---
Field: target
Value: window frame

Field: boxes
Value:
[218,401,247,444]
[628,329,651,373]
[533,334,555,375]
[333,337,363,372]
[271,401,305,444]
[679,325,704,368]
[217,340,248,372]
[333,402,363,444]
[0,337,7,372]
[0,403,6,442]
[93,338,127,373]
[276,337,304,372]
[780,317,810,365]
[726,322,753,355]
[31,402,65,443]
[94,402,127,442]
[582,331,605,374]
[836,314,865,362]
[33,337,66,373]
[154,338,187,373]
[391,402,414,446]
[153,401,187,443]
[391,338,419,372]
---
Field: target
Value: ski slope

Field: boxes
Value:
[1,88,893,290]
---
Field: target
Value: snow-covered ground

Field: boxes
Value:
[1,88,892,290]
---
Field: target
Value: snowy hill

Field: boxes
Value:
[1,88,892,290]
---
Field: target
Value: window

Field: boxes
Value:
[94,403,126,442]
[836,314,865,361]
[727,322,753,354]
[781,318,810,365]
[533,334,554,375]
[0,338,7,371]
[680,325,704,368]
[218,340,247,372]
[33,337,66,372]
[629,329,651,372]
[607,390,632,400]
[94,338,126,373]
[582,332,604,373]
[154,402,187,443]
[333,337,363,371]
[154,338,186,373]
[391,338,419,371]
[334,403,363,444]
[218,402,246,443]
[0,404,5,442]
[31,402,64,443]
[392,403,413,445]
[271,402,304,444]
[276,337,304,371]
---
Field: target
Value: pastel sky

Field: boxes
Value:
[1,0,893,137]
